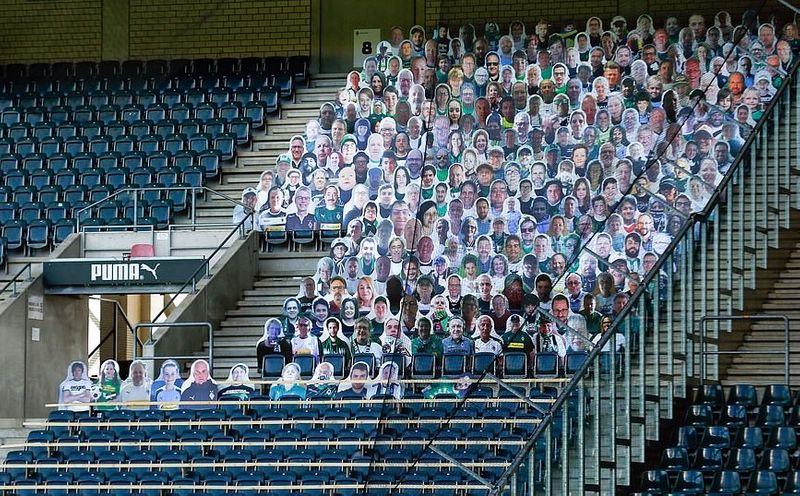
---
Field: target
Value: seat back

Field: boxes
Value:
[411,353,436,379]
[323,353,346,379]
[565,351,588,375]
[293,355,315,379]
[130,243,155,258]
[472,352,497,375]
[534,352,559,378]
[442,353,466,377]
[503,351,528,378]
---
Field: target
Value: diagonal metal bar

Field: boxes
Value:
[485,373,549,415]
[428,444,493,487]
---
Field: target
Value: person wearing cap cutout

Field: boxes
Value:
[233,188,257,231]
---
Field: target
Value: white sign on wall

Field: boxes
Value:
[28,295,43,320]
[353,29,381,69]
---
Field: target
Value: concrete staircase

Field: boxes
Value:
[182,73,347,226]
[193,73,344,378]
[723,229,800,386]
[206,250,325,378]
[0,422,36,462]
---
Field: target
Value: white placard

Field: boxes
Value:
[27,295,43,320]
[31,327,40,342]
[353,29,381,69]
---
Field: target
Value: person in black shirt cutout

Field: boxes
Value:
[256,318,293,373]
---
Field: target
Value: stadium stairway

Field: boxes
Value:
[177,72,346,226]
[205,250,324,378]
[179,72,345,377]
[626,81,800,492]
[0,424,36,462]
[723,221,800,386]
[699,114,800,388]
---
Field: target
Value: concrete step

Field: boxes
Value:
[214,328,264,337]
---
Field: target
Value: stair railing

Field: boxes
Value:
[488,41,800,496]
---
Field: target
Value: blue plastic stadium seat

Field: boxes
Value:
[762,384,793,407]
[728,384,758,409]
[756,404,786,427]
[746,470,779,494]
[694,447,723,473]
[661,447,689,474]
[725,447,756,473]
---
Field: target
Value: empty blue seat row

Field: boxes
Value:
[1,163,210,189]
[673,425,798,453]
[0,116,255,145]
[0,151,218,181]
[1,56,306,81]
[641,469,800,495]
[695,383,798,411]
[0,184,193,215]
[0,133,235,161]
[0,88,273,113]
[685,402,800,429]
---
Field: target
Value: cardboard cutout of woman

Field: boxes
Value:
[180,359,218,410]
[353,119,372,152]
[94,359,122,412]
[257,317,293,369]
[58,360,93,411]
[339,297,359,337]
[218,363,256,401]
[118,359,152,410]
[281,297,302,337]
[314,257,335,296]
[269,363,306,400]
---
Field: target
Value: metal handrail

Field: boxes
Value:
[699,314,790,386]
[490,51,800,496]
[75,185,247,232]
[148,208,254,324]
[0,262,32,297]
[777,0,800,14]
[86,296,145,363]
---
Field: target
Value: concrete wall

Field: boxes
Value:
[0,0,102,63]
[81,229,236,260]
[128,0,311,59]
[0,0,787,65]
[426,0,784,28]
[315,0,419,73]
[0,0,311,64]
[0,235,89,421]
[150,231,259,369]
